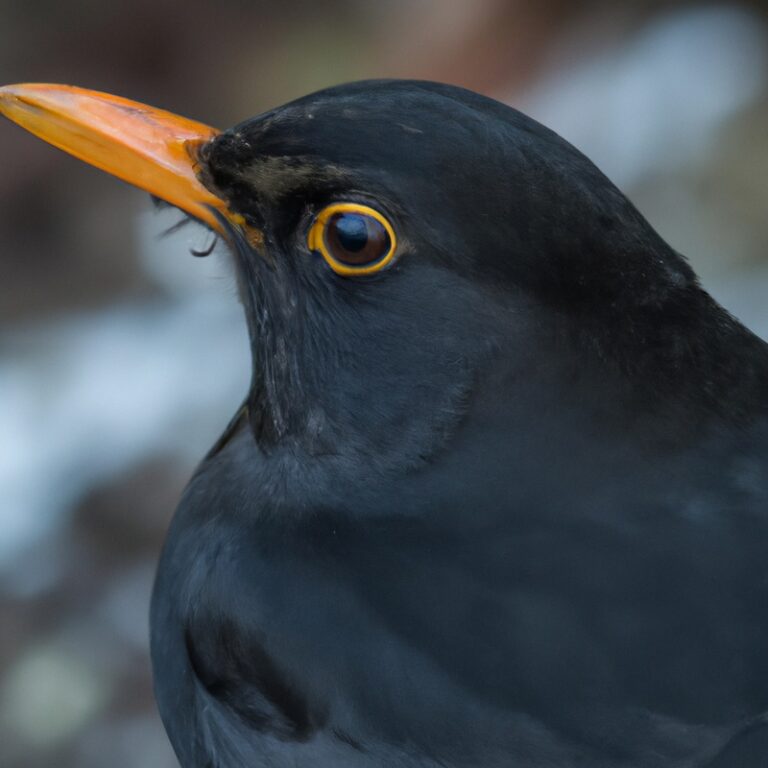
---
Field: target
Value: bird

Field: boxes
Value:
[1,79,768,768]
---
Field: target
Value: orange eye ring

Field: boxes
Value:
[307,203,397,276]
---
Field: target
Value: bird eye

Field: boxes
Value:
[307,203,396,276]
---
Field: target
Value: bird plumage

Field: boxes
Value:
[122,80,768,766]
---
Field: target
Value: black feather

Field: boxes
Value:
[149,80,768,768]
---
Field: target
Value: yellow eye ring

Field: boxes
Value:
[307,203,397,276]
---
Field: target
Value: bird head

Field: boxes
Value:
[1,81,743,486]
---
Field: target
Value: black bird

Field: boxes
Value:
[1,80,768,768]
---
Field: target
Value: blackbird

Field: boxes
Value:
[1,80,767,768]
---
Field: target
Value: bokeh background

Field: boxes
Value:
[1,1,768,766]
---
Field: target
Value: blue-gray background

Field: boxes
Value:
[1,1,767,766]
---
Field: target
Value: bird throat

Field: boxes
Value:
[241,271,316,451]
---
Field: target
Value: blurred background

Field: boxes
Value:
[1,1,768,765]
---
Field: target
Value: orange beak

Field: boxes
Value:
[0,83,234,232]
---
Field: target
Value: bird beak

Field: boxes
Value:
[0,83,238,233]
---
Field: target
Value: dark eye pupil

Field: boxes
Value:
[335,214,369,252]
[324,211,391,267]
